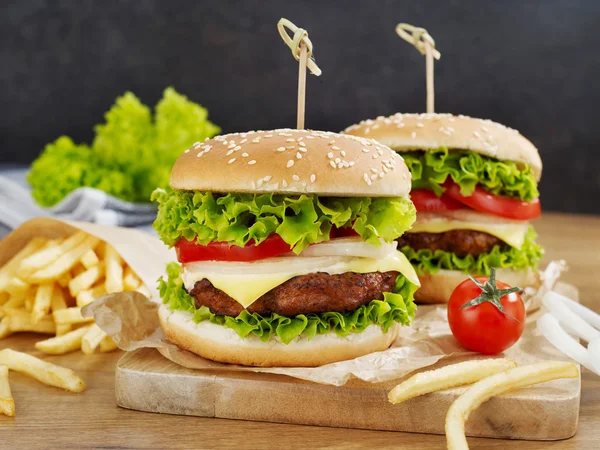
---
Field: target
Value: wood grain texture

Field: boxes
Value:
[115,346,580,440]
[0,212,599,449]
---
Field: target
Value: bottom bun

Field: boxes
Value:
[414,268,540,304]
[159,306,401,367]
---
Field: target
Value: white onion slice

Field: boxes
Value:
[542,291,600,342]
[588,339,600,374]
[185,255,351,275]
[559,295,600,331]
[537,313,598,375]
[299,237,397,259]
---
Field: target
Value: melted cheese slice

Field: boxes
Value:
[408,218,529,249]
[182,251,419,309]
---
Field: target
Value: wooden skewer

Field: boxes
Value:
[425,40,434,113]
[297,44,308,129]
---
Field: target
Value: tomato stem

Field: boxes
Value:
[460,268,523,321]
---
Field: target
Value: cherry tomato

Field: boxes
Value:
[443,180,541,221]
[175,234,292,263]
[410,189,464,212]
[447,271,526,354]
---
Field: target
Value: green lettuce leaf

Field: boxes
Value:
[151,189,416,253]
[28,88,220,207]
[401,226,544,275]
[159,262,417,345]
[402,147,539,201]
[27,136,136,206]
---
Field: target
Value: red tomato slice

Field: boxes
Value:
[332,227,360,238]
[443,180,541,220]
[175,234,292,263]
[410,189,464,212]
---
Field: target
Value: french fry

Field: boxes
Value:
[104,244,124,293]
[57,272,71,288]
[9,314,56,335]
[4,278,28,298]
[80,249,100,269]
[123,266,141,291]
[0,365,15,417]
[446,361,579,450]
[32,283,54,324]
[75,290,95,307]
[0,237,47,290]
[19,232,86,274]
[388,359,518,404]
[99,335,118,353]
[26,235,100,284]
[50,288,71,335]
[53,307,93,326]
[3,295,25,310]
[68,262,104,297]
[0,318,12,339]
[0,292,9,305]
[81,324,107,354]
[35,325,92,355]
[0,349,85,392]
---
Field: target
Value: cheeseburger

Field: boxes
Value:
[344,114,543,303]
[151,129,420,367]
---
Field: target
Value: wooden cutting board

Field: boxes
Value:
[115,284,581,441]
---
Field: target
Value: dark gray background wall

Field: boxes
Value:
[1,0,599,214]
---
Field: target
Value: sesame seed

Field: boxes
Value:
[226,149,234,156]
[296,152,302,159]
[329,140,336,145]
[416,122,424,128]
[329,161,336,169]
[337,162,344,168]
[299,147,307,153]
[292,174,300,181]
[193,141,201,147]
[306,135,314,139]
[228,143,236,149]
[265,134,273,138]
[228,158,236,164]
[365,128,370,134]
[286,145,295,149]
[203,145,213,151]
[310,174,316,183]
[282,180,288,187]
[411,132,417,139]
[240,139,247,144]
[184,149,190,153]
[371,168,378,173]
[481,126,489,132]
[335,158,341,164]
[332,146,340,150]
[341,150,346,157]
[299,142,306,147]
[327,152,334,158]
[363,173,372,185]
[251,181,256,189]
[248,160,256,165]
[196,151,203,157]
[349,161,355,167]
[257,179,264,187]
[362,148,370,153]
[252,138,260,143]
[286,138,295,143]
[242,152,249,157]
[234,146,241,151]
[287,160,294,168]
[372,154,379,159]
[277,147,286,152]
[378,172,385,179]
[370,173,378,180]
[263,175,272,182]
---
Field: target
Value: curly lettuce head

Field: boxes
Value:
[159,262,417,344]
[28,88,220,207]
[151,189,416,253]
[402,147,539,201]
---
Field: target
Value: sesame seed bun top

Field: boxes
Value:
[170,129,412,197]
[343,113,542,181]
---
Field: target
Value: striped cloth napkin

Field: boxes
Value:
[0,169,157,237]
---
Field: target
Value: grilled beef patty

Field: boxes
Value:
[397,230,505,257]
[189,271,399,317]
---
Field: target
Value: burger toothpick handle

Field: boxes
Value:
[278,18,322,129]
[396,24,441,113]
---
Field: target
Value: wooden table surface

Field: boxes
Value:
[1,212,599,450]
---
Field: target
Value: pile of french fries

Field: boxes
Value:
[0,231,146,355]
[388,359,579,450]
